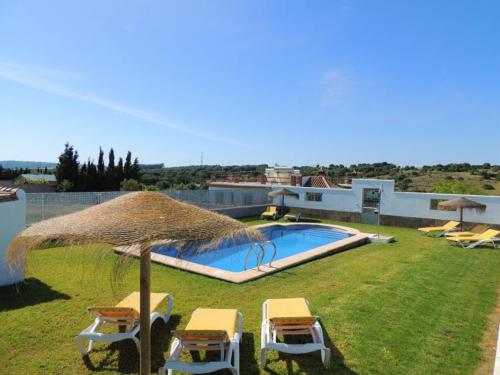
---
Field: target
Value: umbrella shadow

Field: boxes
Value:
[0,277,71,312]
[185,332,260,374]
[83,314,181,373]
[263,323,357,375]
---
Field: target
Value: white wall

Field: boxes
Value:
[272,179,500,225]
[0,190,26,286]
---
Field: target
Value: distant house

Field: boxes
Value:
[15,174,57,185]
[11,174,57,193]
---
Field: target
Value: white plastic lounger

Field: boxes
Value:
[160,308,242,375]
[261,298,330,369]
[75,292,173,355]
[447,229,500,249]
[417,221,460,237]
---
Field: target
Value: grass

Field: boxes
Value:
[1,218,499,374]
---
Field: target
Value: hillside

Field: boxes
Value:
[0,160,57,169]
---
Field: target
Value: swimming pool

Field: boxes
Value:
[144,224,368,282]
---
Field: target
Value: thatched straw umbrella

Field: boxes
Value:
[7,192,263,375]
[268,188,299,214]
[438,197,486,231]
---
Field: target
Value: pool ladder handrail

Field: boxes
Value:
[244,241,277,271]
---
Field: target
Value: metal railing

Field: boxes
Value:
[25,188,270,225]
[244,241,277,271]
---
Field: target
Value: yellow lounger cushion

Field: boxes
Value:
[262,207,277,216]
[266,298,313,321]
[89,292,169,318]
[447,229,500,242]
[418,221,459,233]
[446,225,489,237]
[182,308,239,341]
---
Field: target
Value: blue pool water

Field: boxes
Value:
[152,225,352,273]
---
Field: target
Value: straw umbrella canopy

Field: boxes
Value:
[7,191,263,375]
[268,188,299,213]
[437,197,486,230]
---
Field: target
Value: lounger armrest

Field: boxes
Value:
[87,306,138,319]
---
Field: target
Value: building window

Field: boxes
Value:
[430,199,456,211]
[305,192,323,202]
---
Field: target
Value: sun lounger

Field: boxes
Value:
[446,229,500,249]
[261,206,279,220]
[445,225,490,238]
[417,221,460,237]
[284,212,302,222]
[160,308,242,375]
[75,292,173,355]
[260,298,330,368]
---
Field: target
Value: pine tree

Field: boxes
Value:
[132,157,140,180]
[116,157,124,188]
[106,148,116,190]
[86,160,98,191]
[79,163,88,190]
[124,151,132,179]
[97,147,105,191]
[55,143,80,191]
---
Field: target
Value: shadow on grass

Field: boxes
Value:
[0,277,71,312]
[178,331,260,374]
[264,324,357,375]
[83,314,181,374]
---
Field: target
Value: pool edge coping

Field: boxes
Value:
[114,222,370,283]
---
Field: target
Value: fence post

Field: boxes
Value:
[41,193,45,221]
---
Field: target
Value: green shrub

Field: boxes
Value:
[120,178,143,191]
[483,183,495,190]
[433,180,483,195]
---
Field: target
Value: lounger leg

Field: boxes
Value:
[74,337,89,356]
[132,336,141,353]
[234,342,240,375]
[260,348,267,368]
[322,348,331,368]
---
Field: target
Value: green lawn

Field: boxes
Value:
[1,218,499,374]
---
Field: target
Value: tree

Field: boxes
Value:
[86,160,98,191]
[55,143,80,191]
[121,178,143,191]
[132,157,140,180]
[106,148,116,190]
[116,157,124,187]
[97,147,105,191]
[124,151,133,179]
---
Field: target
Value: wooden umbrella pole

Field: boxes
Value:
[140,244,151,375]
[460,208,464,231]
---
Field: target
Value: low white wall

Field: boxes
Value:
[272,179,500,225]
[0,190,26,286]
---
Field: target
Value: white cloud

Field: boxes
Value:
[0,60,247,146]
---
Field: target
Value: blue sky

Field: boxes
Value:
[1,1,499,166]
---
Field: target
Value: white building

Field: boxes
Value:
[271,179,500,227]
[0,188,25,286]
[264,167,301,185]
